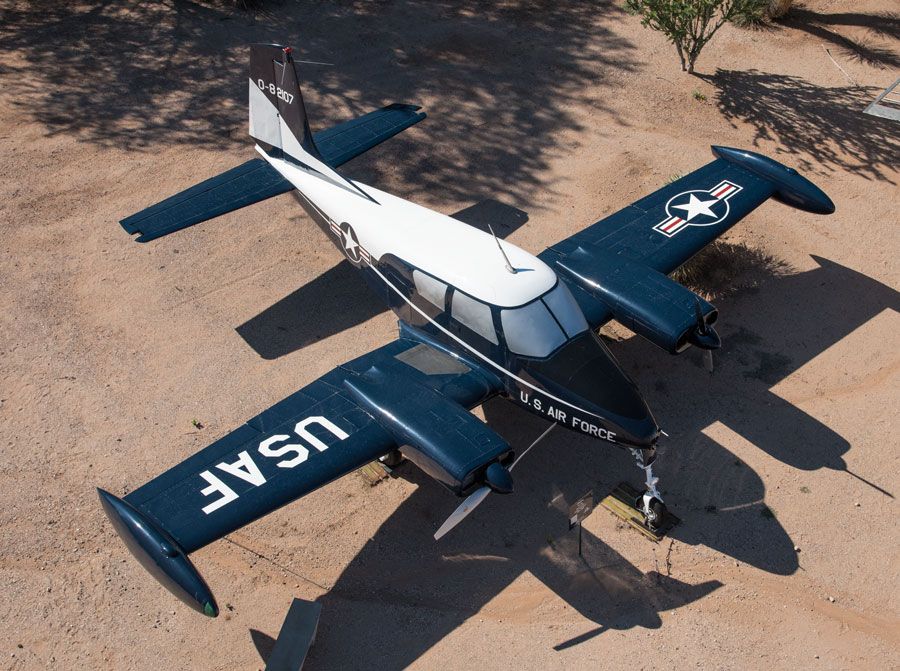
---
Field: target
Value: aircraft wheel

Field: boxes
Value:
[380,450,405,467]
[644,497,666,531]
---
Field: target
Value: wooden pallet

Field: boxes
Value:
[600,482,679,542]
[357,461,391,486]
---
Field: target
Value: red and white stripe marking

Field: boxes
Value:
[655,216,688,237]
[712,181,739,198]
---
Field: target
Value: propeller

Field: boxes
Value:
[433,422,557,540]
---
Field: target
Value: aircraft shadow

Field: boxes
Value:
[302,249,896,669]
[606,252,898,567]
[304,403,721,670]
[236,199,529,359]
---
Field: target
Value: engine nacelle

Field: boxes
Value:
[343,373,512,495]
[556,247,719,354]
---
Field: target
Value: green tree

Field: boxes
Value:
[626,0,768,74]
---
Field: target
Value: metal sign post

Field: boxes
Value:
[568,490,594,557]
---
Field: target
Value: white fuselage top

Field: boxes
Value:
[262,147,558,308]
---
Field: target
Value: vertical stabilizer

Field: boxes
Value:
[248,44,284,149]
[248,43,375,201]
[249,44,321,159]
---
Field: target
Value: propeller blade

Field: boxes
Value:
[688,297,721,350]
[433,486,491,540]
[705,348,714,373]
[693,297,706,334]
[433,423,557,541]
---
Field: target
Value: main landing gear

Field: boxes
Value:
[630,447,667,532]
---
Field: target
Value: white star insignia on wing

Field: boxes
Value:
[672,193,718,221]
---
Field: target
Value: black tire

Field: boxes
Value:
[381,450,405,468]
[645,498,667,531]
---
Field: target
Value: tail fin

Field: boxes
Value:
[248,43,377,202]
[249,44,322,161]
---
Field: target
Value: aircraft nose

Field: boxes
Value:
[606,385,659,446]
[523,332,659,447]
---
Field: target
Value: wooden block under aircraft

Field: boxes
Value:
[601,482,680,542]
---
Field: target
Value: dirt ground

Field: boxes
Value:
[1,1,898,669]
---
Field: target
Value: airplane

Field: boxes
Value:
[97,43,835,618]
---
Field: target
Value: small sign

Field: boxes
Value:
[568,490,594,530]
[265,598,322,671]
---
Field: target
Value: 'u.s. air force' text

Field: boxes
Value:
[519,391,616,443]
[198,416,347,514]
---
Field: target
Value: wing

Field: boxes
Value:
[538,146,834,329]
[119,104,425,242]
[98,334,500,615]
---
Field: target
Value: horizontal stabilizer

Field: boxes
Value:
[315,103,426,168]
[120,158,293,242]
[119,104,424,242]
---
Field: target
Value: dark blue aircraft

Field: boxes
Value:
[98,45,835,618]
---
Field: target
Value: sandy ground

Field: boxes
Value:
[1,1,898,669]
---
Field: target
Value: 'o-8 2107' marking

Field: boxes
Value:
[257,79,295,104]
[198,416,348,514]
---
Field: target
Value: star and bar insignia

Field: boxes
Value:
[653,180,743,237]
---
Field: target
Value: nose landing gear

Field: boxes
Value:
[600,446,679,541]
[630,447,667,532]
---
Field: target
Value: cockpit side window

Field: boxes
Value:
[501,299,566,358]
[542,282,589,337]
[413,270,447,311]
[451,291,499,345]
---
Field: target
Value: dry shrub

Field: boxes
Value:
[766,0,793,19]
[671,240,792,301]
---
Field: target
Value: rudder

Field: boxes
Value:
[249,44,322,160]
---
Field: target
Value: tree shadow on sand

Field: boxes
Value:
[781,7,900,70]
[703,69,899,184]
[0,0,637,203]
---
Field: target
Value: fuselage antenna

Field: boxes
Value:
[488,225,517,274]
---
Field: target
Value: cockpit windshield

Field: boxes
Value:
[543,282,589,337]
[501,282,588,358]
